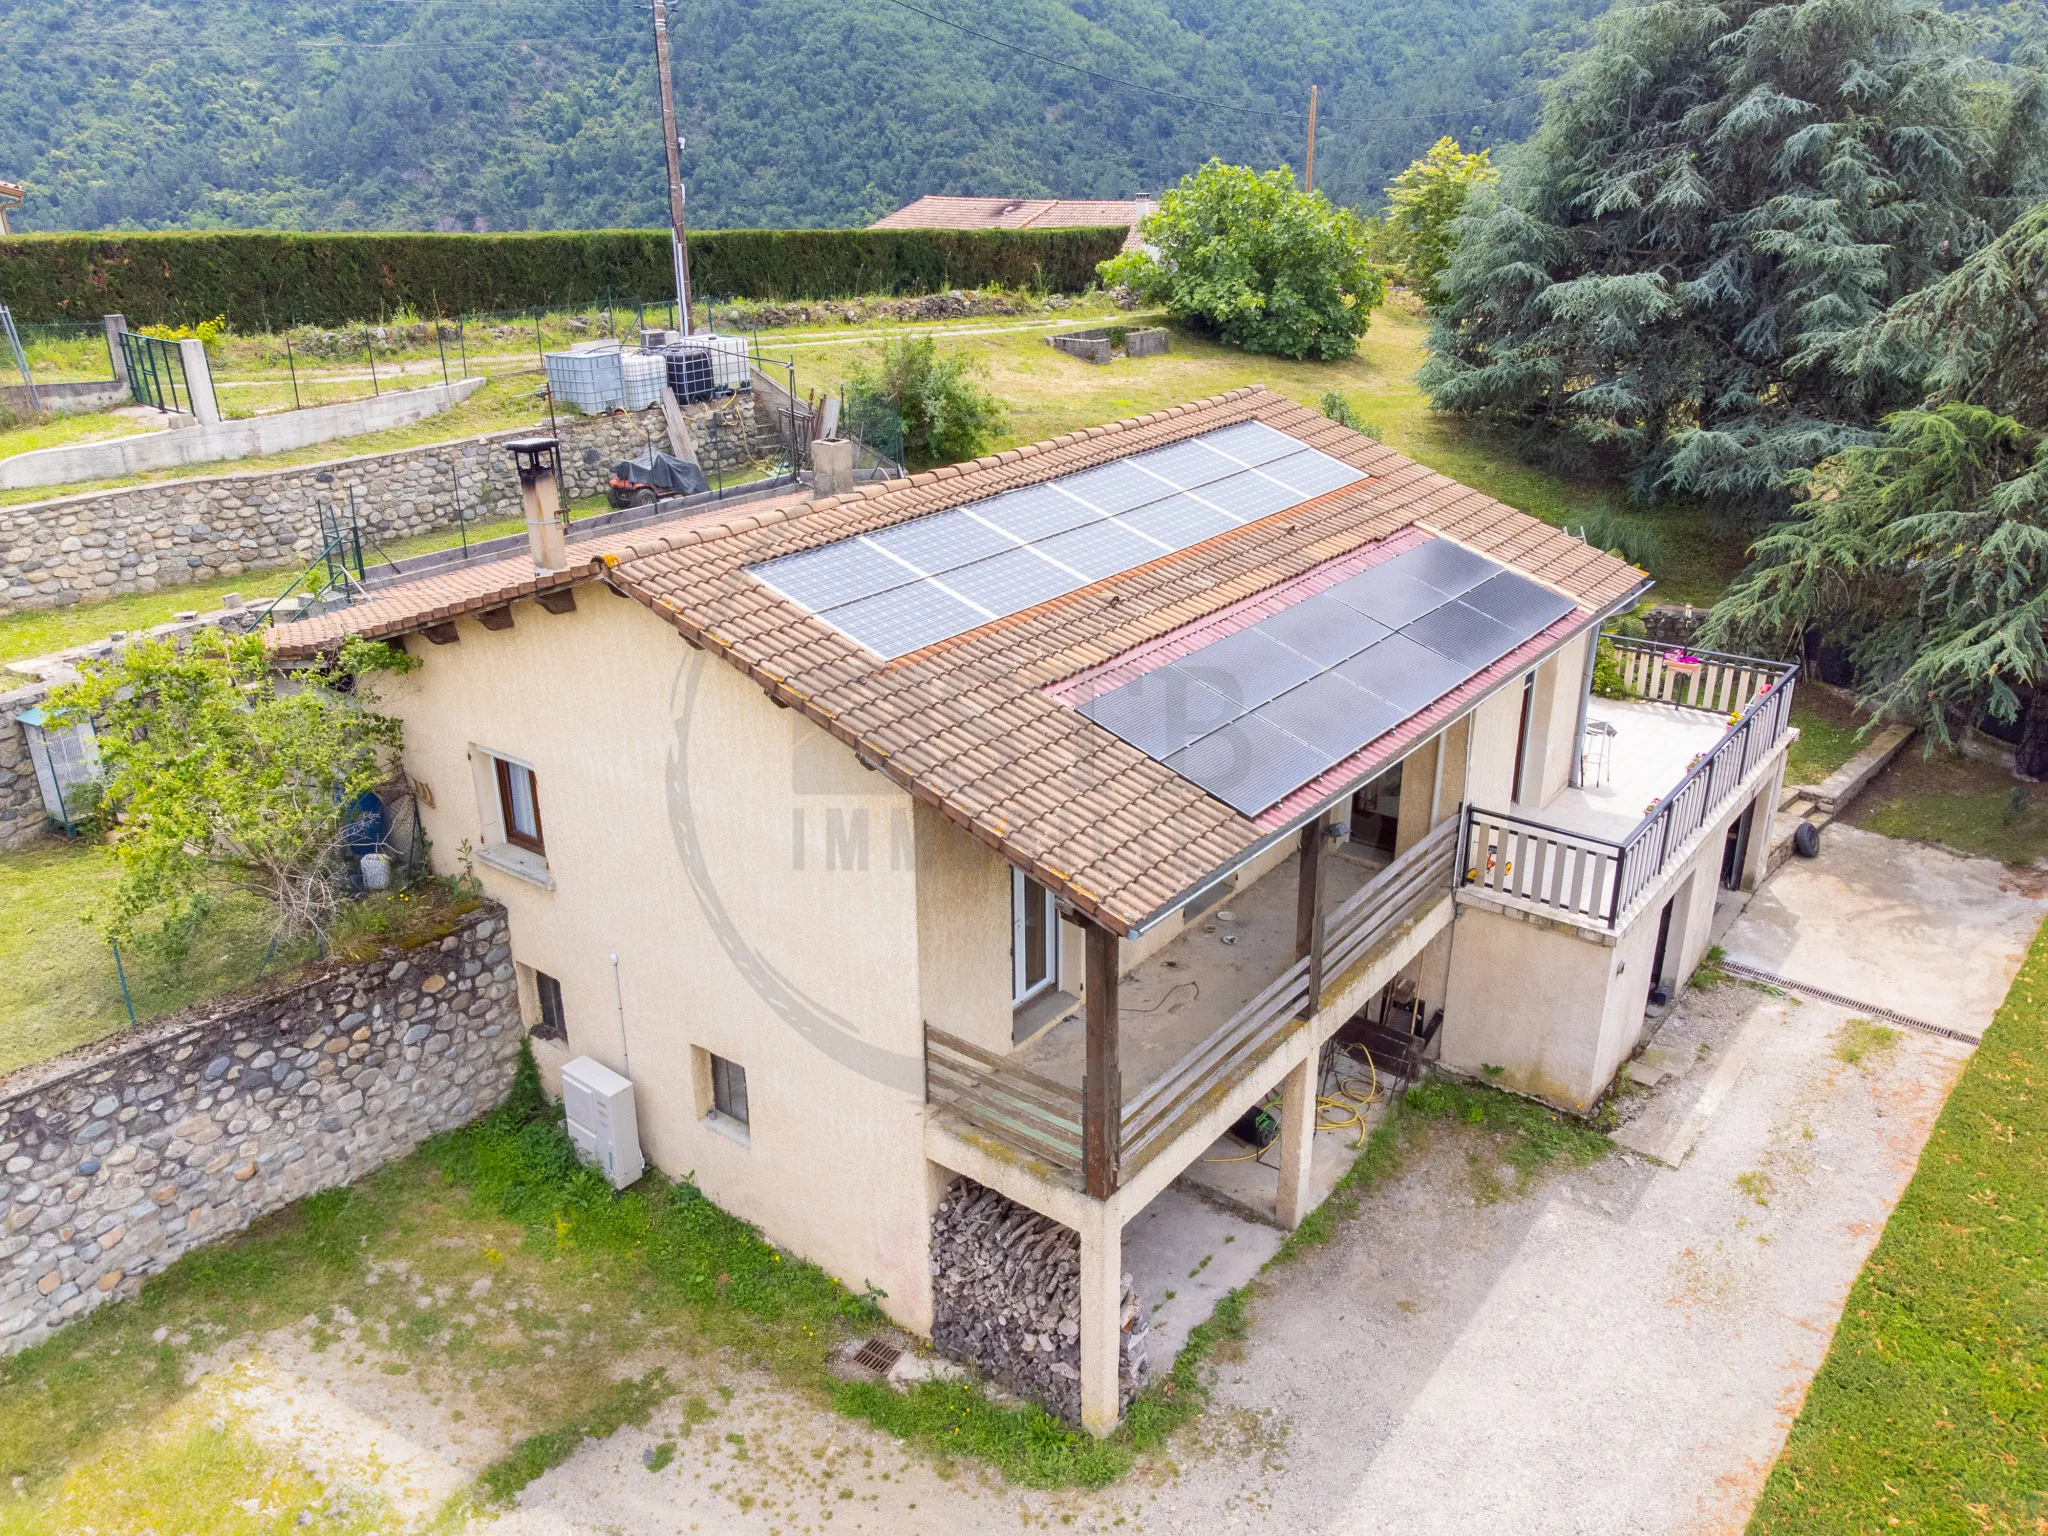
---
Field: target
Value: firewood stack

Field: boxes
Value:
[928,1176,1148,1426]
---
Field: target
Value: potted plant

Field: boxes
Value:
[1663,649,1704,679]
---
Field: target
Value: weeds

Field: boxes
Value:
[1690,945,1729,989]
[471,1368,675,1505]
[1404,1077,1610,1195]
[1831,1018,1900,1067]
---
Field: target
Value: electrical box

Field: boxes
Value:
[559,1056,645,1190]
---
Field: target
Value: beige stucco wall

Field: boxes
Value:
[915,802,1014,1059]
[1525,634,1590,807]
[379,589,941,1334]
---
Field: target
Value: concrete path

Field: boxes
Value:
[488,831,2043,1535]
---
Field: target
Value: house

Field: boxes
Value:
[268,388,1796,1434]
[870,195,1153,250]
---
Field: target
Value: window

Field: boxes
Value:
[533,970,567,1041]
[710,1054,749,1126]
[1012,869,1060,1007]
[494,756,545,854]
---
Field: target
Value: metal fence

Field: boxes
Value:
[118,330,193,413]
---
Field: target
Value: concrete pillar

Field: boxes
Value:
[103,314,130,393]
[1743,752,1788,891]
[813,437,856,497]
[1078,1202,1123,1437]
[1274,1056,1317,1229]
[175,337,220,424]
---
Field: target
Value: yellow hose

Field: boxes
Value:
[1199,1045,1382,1161]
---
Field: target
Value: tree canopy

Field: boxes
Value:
[49,631,418,949]
[1420,0,2046,519]
[1705,204,2048,769]
[1102,162,1385,359]
[1381,137,1498,307]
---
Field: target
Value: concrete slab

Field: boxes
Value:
[1550,697,1726,841]
[1172,1114,1369,1228]
[1122,1186,1281,1370]
[1720,823,2048,1034]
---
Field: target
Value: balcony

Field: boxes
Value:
[1460,638,1798,928]
[924,814,1460,1195]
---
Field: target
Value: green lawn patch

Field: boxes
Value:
[1847,743,2048,866]
[0,408,153,461]
[1746,917,2048,1534]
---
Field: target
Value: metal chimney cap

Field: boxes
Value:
[506,437,562,486]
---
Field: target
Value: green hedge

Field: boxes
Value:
[0,226,1128,328]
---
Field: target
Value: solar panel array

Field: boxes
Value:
[1076,538,1579,816]
[748,421,1367,660]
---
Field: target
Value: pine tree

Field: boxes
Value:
[1704,205,2048,769]
[1420,0,2045,520]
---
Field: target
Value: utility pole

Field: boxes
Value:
[1305,85,1319,194]
[650,0,695,335]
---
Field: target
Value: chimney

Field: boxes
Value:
[508,437,568,572]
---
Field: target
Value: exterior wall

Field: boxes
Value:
[1464,682,1525,811]
[382,590,940,1336]
[916,803,1014,1059]
[1441,742,1791,1110]
[0,904,520,1352]
[1527,634,1590,806]
[0,393,779,617]
[0,682,51,852]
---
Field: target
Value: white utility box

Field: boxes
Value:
[559,1056,645,1190]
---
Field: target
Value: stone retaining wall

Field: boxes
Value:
[1,390,782,616]
[0,681,48,852]
[0,902,522,1352]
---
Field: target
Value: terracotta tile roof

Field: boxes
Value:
[266,494,815,658]
[869,195,1149,232]
[596,388,1646,935]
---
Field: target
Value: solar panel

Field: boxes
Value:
[1393,538,1499,598]
[1259,450,1367,500]
[1077,669,1244,758]
[1400,600,1524,670]
[1057,460,1180,516]
[1457,571,1578,635]
[1118,494,1242,549]
[1165,711,1336,816]
[1198,472,1306,521]
[866,509,1018,574]
[1251,671,1409,761]
[755,539,919,612]
[1251,593,1389,667]
[827,580,991,659]
[1336,632,1479,716]
[938,547,1080,614]
[1172,627,1323,711]
[1131,438,1240,491]
[1197,419,1307,467]
[1323,562,1455,628]
[976,483,1104,542]
[1036,517,1172,580]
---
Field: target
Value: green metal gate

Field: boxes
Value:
[118,331,191,413]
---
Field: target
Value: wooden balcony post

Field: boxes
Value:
[1295,811,1329,1017]
[1083,921,1122,1199]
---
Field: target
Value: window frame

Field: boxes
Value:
[1011,868,1060,1008]
[534,970,567,1041]
[493,754,546,855]
[709,1053,749,1126]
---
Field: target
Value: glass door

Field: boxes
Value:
[1012,869,1059,1006]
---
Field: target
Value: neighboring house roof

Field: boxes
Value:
[272,389,1646,936]
[871,195,1152,251]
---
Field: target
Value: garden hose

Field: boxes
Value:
[1198,1045,1383,1163]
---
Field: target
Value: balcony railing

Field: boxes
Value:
[1461,639,1798,927]
[924,814,1463,1189]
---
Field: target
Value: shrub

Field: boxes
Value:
[1572,507,1666,572]
[842,335,1005,470]
[1380,137,1496,309]
[1100,161,1384,360]
[1318,392,1383,440]
[0,227,1128,328]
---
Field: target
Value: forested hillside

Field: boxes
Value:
[0,0,1612,231]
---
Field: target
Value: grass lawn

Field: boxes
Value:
[1746,915,2048,1534]
[761,306,1745,607]
[1848,743,2048,865]
[0,409,154,461]
[1787,687,1873,787]
[0,838,294,1075]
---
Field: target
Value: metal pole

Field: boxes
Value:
[435,315,450,386]
[348,484,365,580]
[111,940,137,1026]
[366,339,379,397]
[452,455,468,553]
[458,317,469,379]
[649,0,695,334]
[285,334,301,410]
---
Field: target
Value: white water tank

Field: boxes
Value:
[560,1055,645,1190]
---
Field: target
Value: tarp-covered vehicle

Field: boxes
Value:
[607,450,710,508]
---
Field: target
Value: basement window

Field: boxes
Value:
[710,1054,749,1126]
[534,971,567,1041]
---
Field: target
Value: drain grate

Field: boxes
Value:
[1719,961,1980,1045]
[851,1338,903,1375]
